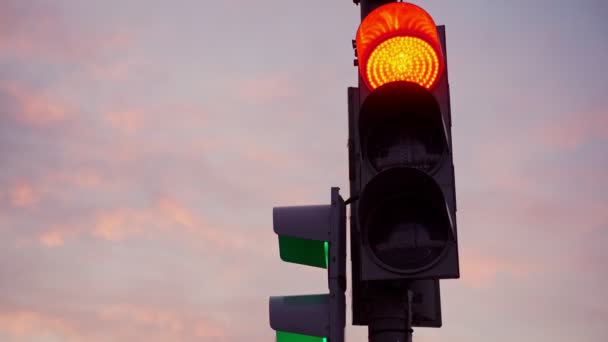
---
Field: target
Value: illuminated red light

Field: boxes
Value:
[356,3,444,90]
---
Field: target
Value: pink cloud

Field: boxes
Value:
[158,197,198,230]
[105,110,143,134]
[0,304,228,341]
[1,82,69,125]
[86,61,134,81]
[98,304,226,340]
[0,310,75,339]
[465,136,608,236]
[98,305,184,333]
[541,110,608,148]
[87,201,195,243]
[92,216,122,241]
[460,251,537,289]
[519,197,608,234]
[68,170,103,189]
[8,181,39,208]
[157,197,251,251]
[235,73,296,102]
[0,1,133,64]
[53,197,256,255]
[468,140,538,192]
[92,210,145,242]
[39,230,66,247]
[2,173,264,251]
[38,224,84,248]
[243,145,289,166]
[468,187,608,237]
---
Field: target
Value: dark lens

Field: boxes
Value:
[367,196,446,270]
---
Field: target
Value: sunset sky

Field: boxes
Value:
[1,0,607,341]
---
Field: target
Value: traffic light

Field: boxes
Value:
[268,2,459,340]
[348,0,459,326]
[269,188,346,342]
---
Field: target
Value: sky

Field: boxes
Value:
[0,0,607,341]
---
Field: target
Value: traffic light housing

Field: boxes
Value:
[269,188,346,342]
[268,1,460,338]
[355,81,459,281]
[348,1,459,325]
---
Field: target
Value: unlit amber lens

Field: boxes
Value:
[366,36,439,90]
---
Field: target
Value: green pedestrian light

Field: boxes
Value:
[277,330,327,342]
[278,236,328,269]
[269,188,346,342]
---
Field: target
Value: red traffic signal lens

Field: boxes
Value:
[356,2,444,90]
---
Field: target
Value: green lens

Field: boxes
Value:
[278,236,328,269]
[276,331,327,342]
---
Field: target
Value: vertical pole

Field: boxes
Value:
[368,287,413,342]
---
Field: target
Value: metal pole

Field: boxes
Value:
[368,287,413,342]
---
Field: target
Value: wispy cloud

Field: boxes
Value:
[39,227,71,247]
[105,110,143,134]
[0,0,133,64]
[0,304,229,342]
[0,310,76,340]
[460,251,537,289]
[234,73,296,103]
[98,304,227,340]
[1,82,69,125]
[7,181,39,208]
[540,110,608,148]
